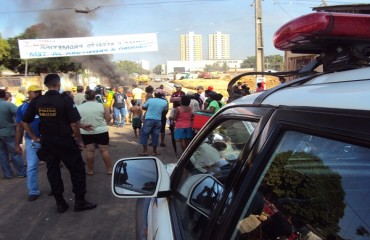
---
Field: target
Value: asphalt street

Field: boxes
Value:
[0,119,178,240]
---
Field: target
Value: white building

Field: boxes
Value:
[208,32,230,60]
[137,59,150,70]
[180,32,203,61]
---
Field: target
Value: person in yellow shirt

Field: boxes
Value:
[14,87,26,107]
[104,87,114,124]
[104,87,114,109]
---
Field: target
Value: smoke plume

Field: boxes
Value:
[26,0,130,86]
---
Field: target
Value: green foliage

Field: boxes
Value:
[265,54,284,71]
[204,62,228,72]
[153,64,162,75]
[241,55,284,71]
[3,24,46,72]
[3,24,82,74]
[221,62,229,72]
[0,36,11,63]
[241,56,256,68]
[27,58,81,74]
[3,37,22,72]
[116,60,149,75]
[22,23,46,39]
[263,151,345,236]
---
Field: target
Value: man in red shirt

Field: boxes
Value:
[170,83,185,107]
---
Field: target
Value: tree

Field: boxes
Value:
[21,23,46,39]
[221,62,229,72]
[241,55,284,71]
[27,57,81,74]
[3,37,22,73]
[116,60,149,75]
[4,24,47,73]
[241,56,256,68]
[204,62,223,72]
[0,36,11,64]
[263,151,345,237]
[4,24,82,74]
[153,64,162,75]
[265,54,284,71]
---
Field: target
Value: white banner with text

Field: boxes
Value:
[18,33,158,59]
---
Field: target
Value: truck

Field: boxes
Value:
[135,75,150,85]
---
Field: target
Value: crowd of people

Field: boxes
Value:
[0,74,256,213]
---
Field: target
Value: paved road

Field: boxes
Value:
[0,122,178,240]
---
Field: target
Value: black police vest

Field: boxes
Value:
[35,94,72,137]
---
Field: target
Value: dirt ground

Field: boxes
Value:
[0,121,178,240]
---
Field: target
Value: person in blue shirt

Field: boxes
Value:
[15,85,43,201]
[139,89,168,156]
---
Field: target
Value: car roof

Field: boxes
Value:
[231,67,370,111]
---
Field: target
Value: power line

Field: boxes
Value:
[273,0,321,5]
[0,0,225,14]
[0,7,73,14]
[100,0,226,8]
[274,3,295,18]
[274,0,364,4]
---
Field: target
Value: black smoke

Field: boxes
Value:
[24,0,130,86]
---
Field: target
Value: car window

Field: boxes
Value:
[233,131,370,240]
[174,119,257,240]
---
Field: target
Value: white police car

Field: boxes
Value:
[112,12,370,239]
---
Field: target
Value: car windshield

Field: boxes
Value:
[234,131,370,240]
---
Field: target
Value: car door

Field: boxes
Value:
[209,107,370,239]
[165,106,274,240]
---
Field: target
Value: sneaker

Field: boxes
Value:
[57,202,69,213]
[28,194,39,202]
[18,175,27,178]
[74,200,97,212]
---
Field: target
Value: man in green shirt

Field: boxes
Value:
[0,89,25,179]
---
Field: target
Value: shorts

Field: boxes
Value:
[81,132,109,145]
[174,128,193,140]
[132,117,142,129]
[140,119,161,146]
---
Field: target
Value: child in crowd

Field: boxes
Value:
[130,100,142,137]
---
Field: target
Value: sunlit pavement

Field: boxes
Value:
[0,122,177,240]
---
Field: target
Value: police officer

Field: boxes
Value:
[22,73,97,213]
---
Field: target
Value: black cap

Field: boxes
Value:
[44,73,60,85]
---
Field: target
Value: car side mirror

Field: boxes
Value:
[187,175,224,217]
[112,157,171,198]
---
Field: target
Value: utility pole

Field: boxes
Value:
[255,0,264,72]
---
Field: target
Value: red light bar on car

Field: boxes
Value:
[274,12,370,53]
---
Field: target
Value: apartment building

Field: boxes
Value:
[180,32,203,61]
[208,32,230,60]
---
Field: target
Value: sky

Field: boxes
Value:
[0,0,367,69]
